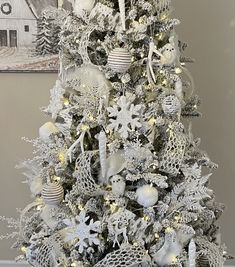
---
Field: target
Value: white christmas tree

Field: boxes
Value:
[1,0,232,266]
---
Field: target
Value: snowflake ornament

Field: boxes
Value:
[62,210,101,253]
[107,95,142,139]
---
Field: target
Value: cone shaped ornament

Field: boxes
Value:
[119,0,126,31]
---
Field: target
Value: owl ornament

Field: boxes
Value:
[110,175,126,197]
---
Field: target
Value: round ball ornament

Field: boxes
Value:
[42,182,64,206]
[136,184,159,208]
[108,48,132,73]
[162,95,181,115]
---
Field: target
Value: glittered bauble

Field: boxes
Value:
[42,183,64,206]
[39,122,59,142]
[136,184,159,208]
[162,95,181,115]
[108,48,132,73]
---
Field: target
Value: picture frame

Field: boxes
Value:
[0,0,71,73]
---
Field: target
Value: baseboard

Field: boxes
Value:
[0,261,233,267]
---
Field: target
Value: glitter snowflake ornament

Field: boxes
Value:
[107,95,142,139]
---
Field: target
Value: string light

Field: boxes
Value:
[81,124,90,132]
[63,98,70,106]
[148,117,157,126]
[165,227,174,233]
[21,246,28,253]
[154,233,160,239]
[143,215,150,221]
[175,67,182,74]
[110,203,119,213]
[58,152,66,164]
[171,256,178,264]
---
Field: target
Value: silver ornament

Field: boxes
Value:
[42,182,64,206]
[162,95,181,115]
[108,48,132,73]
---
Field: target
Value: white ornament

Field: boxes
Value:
[162,95,181,115]
[69,0,95,17]
[42,183,64,206]
[30,177,43,196]
[98,131,107,182]
[39,122,59,142]
[188,239,196,267]
[108,48,132,73]
[152,228,183,266]
[136,184,159,208]
[107,95,142,139]
[110,175,126,197]
[61,210,101,253]
[118,0,126,31]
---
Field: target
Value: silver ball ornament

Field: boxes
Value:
[162,95,181,115]
[42,182,64,206]
[108,48,132,73]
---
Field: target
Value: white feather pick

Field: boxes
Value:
[98,131,107,182]
[105,150,126,181]
[188,239,196,267]
[118,0,126,31]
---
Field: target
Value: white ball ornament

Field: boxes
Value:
[162,95,181,115]
[39,122,59,142]
[108,48,132,73]
[136,184,159,208]
[42,182,64,206]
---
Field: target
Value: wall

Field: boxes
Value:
[0,0,234,263]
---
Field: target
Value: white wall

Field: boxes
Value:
[0,0,234,264]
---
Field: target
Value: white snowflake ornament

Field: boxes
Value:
[61,210,101,253]
[107,95,142,139]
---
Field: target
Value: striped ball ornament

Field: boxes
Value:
[42,182,64,206]
[108,48,132,73]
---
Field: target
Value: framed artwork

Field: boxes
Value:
[0,0,71,73]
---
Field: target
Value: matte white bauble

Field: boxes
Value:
[136,185,159,208]
[108,48,132,73]
[42,182,64,206]
[39,122,59,142]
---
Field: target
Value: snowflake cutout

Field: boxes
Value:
[63,210,101,253]
[107,95,142,139]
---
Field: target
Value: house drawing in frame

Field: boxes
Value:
[0,0,71,72]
